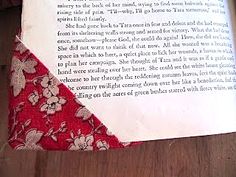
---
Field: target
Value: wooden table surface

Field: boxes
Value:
[1,6,236,177]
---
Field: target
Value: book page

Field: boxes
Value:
[21,0,236,142]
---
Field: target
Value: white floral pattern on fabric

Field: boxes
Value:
[96,140,109,150]
[10,56,37,97]
[9,37,135,151]
[15,129,44,150]
[45,122,67,142]
[41,73,60,98]
[15,42,28,54]
[75,107,92,121]
[40,96,66,115]
[69,134,94,151]
[28,91,40,106]
[106,130,114,136]
[121,142,131,147]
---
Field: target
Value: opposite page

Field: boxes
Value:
[21,0,236,142]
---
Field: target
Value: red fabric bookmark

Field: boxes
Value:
[8,36,140,151]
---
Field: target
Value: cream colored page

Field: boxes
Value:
[22,0,236,142]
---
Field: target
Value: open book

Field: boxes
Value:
[9,0,236,150]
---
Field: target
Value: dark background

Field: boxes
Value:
[0,4,236,177]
